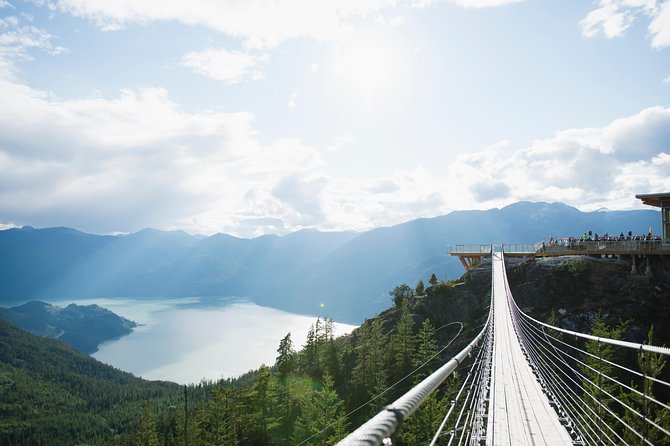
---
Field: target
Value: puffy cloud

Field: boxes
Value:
[2,76,669,235]
[471,181,511,202]
[0,76,324,235]
[447,106,670,211]
[650,0,670,48]
[272,174,328,225]
[0,13,67,78]
[580,0,670,49]
[180,48,269,83]
[54,0,438,48]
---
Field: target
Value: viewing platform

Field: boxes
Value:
[449,191,670,272]
[503,237,670,257]
[449,239,670,272]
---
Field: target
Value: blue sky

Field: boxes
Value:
[0,0,669,236]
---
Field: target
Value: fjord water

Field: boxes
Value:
[50,297,357,384]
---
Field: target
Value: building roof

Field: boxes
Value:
[635,192,670,208]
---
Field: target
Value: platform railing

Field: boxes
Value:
[501,238,668,256]
[447,244,493,254]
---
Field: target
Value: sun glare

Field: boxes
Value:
[334,31,406,104]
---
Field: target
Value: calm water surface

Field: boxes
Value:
[50,297,357,384]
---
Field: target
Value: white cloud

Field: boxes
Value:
[181,48,269,83]
[2,69,669,236]
[0,14,68,78]
[54,0,438,49]
[650,0,670,48]
[0,75,324,236]
[580,0,670,49]
[451,0,525,8]
[445,106,670,211]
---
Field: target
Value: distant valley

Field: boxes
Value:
[0,201,661,323]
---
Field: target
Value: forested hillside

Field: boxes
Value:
[0,301,138,353]
[0,318,191,445]
[2,252,669,445]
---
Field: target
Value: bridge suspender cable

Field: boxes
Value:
[334,304,492,446]
[335,245,670,445]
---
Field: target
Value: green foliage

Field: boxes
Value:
[193,387,243,446]
[621,326,670,445]
[412,319,438,384]
[555,258,588,287]
[415,279,425,296]
[350,318,389,419]
[396,393,447,445]
[276,333,296,380]
[292,373,348,445]
[580,316,627,436]
[136,401,160,446]
[0,318,192,446]
[390,284,414,307]
[429,273,438,286]
[431,279,462,295]
[391,299,415,385]
[1,297,468,446]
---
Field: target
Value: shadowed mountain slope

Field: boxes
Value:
[0,202,660,322]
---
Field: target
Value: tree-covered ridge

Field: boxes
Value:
[168,273,489,446]
[0,300,138,354]
[0,267,486,446]
[0,317,199,446]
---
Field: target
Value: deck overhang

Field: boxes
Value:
[636,192,670,244]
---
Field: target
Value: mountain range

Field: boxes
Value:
[0,201,661,322]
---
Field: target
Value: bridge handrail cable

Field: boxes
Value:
[500,249,670,444]
[335,291,493,445]
[515,313,661,445]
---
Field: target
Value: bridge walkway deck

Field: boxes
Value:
[487,250,573,445]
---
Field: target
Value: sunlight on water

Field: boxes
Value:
[50,297,357,384]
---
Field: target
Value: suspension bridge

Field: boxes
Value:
[336,245,670,445]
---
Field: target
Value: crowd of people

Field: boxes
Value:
[543,230,662,251]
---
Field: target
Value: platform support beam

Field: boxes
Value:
[458,255,483,271]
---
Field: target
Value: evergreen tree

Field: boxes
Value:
[300,324,319,379]
[391,298,415,384]
[136,401,160,446]
[429,273,438,286]
[580,316,626,436]
[390,284,414,307]
[412,318,438,384]
[274,333,297,445]
[276,333,296,380]
[292,373,349,445]
[415,279,425,296]
[252,365,272,445]
[193,387,240,446]
[396,393,447,445]
[622,326,669,445]
[322,337,342,386]
[350,318,388,418]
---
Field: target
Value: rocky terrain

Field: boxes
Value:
[374,253,670,354]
